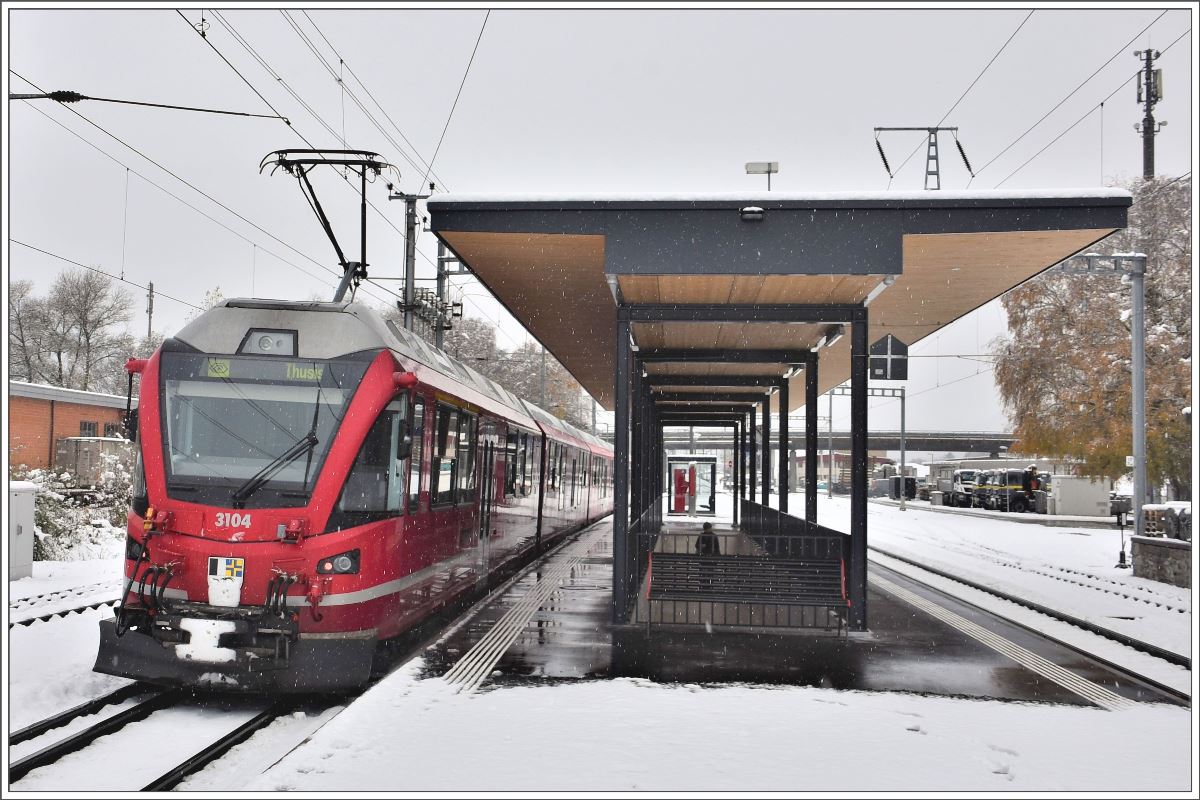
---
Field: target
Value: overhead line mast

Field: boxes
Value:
[874,127,975,189]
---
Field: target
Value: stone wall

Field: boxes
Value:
[1131,536,1191,588]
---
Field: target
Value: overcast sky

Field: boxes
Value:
[4,5,1194,442]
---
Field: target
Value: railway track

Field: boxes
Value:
[8,683,294,790]
[868,546,1191,705]
[9,579,124,628]
[8,526,598,790]
[9,598,120,628]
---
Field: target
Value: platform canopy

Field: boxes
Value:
[428,190,1130,411]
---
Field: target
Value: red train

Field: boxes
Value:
[94,298,613,691]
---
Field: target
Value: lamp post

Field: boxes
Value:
[745,161,779,191]
[999,446,1009,513]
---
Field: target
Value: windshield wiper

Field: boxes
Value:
[231,431,319,509]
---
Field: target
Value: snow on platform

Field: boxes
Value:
[249,661,1188,792]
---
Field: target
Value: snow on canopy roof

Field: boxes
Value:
[432,188,1132,205]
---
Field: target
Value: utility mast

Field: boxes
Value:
[146,281,154,339]
[1134,49,1165,178]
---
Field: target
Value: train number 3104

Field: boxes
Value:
[213,512,252,528]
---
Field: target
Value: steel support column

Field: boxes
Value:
[849,310,869,631]
[778,379,789,513]
[805,353,819,527]
[761,395,771,507]
[737,417,744,503]
[654,413,663,526]
[630,363,644,525]
[733,420,741,525]
[646,380,655,521]
[612,318,631,624]
[749,405,757,499]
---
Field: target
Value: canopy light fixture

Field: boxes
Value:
[863,275,896,307]
[740,206,765,222]
[745,160,780,190]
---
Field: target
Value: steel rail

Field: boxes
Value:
[140,704,290,791]
[9,598,120,628]
[8,682,151,747]
[868,547,1191,704]
[9,688,185,783]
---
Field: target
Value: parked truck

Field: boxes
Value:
[946,469,977,507]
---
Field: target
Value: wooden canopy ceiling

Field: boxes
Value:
[429,192,1129,411]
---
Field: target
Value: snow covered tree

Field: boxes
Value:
[993,176,1191,499]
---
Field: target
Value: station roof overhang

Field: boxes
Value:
[428,190,1131,412]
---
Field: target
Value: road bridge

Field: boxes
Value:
[661,429,1015,454]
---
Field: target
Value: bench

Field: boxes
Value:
[647,553,848,608]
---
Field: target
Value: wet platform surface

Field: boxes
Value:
[421,518,1183,707]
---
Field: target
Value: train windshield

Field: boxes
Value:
[159,352,372,508]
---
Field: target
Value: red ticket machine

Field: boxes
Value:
[672,465,692,513]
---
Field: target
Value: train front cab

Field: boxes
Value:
[96,308,543,692]
[96,340,429,691]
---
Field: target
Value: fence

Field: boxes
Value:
[632,499,850,632]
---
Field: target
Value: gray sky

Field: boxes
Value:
[4,5,1194,438]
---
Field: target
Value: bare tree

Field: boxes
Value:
[8,280,44,383]
[50,270,134,391]
[7,268,135,394]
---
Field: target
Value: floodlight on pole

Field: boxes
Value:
[745,161,779,191]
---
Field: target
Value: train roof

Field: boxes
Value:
[174,298,610,454]
[520,400,611,456]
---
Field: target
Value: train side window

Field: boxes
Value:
[431,404,459,506]
[519,433,529,495]
[457,411,478,504]
[530,436,541,496]
[337,399,406,516]
[570,455,577,506]
[557,444,564,493]
[408,398,425,513]
[504,430,518,498]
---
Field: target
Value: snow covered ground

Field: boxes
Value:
[5,491,1194,791]
[250,660,1191,792]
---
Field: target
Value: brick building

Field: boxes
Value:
[9,381,137,470]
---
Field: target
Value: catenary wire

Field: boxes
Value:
[9,89,288,122]
[277,10,425,177]
[11,239,203,310]
[891,10,1035,179]
[420,10,490,190]
[9,71,368,307]
[178,11,407,305]
[12,95,338,292]
[993,27,1190,187]
[300,9,447,189]
[973,10,1169,178]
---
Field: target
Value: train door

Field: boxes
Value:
[477,437,495,586]
[569,453,578,510]
[408,396,426,515]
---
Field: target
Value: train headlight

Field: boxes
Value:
[316,550,360,575]
[239,329,297,357]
